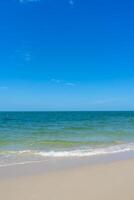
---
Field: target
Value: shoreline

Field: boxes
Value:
[0,150,134,178]
[0,158,134,200]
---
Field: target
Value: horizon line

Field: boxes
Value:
[0,110,134,112]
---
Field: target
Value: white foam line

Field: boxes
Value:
[36,148,133,157]
[34,143,134,158]
[1,143,134,167]
[0,160,48,168]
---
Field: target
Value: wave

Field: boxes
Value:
[0,143,134,167]
[1,143,134,158]
[34,143,134,157]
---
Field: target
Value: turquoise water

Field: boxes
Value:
[0,111,134,166]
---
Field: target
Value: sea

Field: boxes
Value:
[0,111,134,167]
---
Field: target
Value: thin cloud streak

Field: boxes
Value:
[50,79,76,86]
[19,0,40,4]
[0,86,9,90]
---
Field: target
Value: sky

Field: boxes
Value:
[0,0,134,111]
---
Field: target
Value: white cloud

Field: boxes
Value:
[50,79,61,84]
[24,52,32,62]
[94,99,118,105]
[65,82,75,86]
[19,0,40,4]
[50,79,76,87]
[68,0,75,6]
[13,48,32,62]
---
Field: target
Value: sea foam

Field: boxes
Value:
[2,143,134,157]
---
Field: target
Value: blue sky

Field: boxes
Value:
[0,0,134,110]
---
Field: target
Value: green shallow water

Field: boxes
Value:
[0,111,134,150]
[0,111,134,166]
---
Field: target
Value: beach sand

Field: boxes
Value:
[0,159,134,200]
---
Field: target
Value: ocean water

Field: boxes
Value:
[0,111,134,166]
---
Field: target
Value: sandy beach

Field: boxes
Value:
[0,159,134,200]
